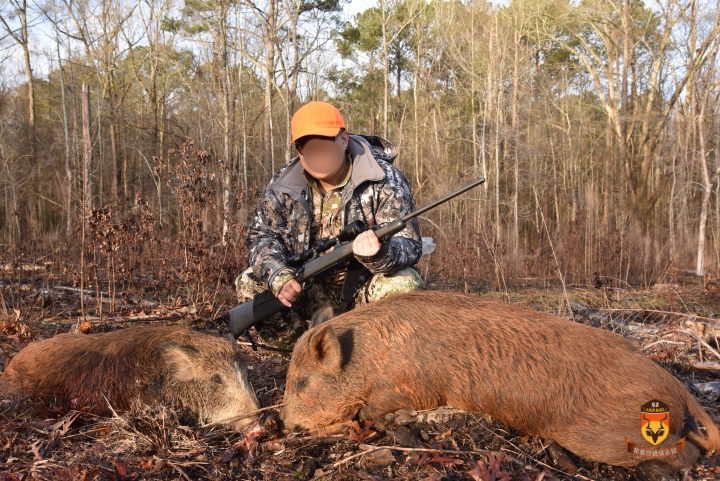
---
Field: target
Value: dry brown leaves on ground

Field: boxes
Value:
[1,283,719,480]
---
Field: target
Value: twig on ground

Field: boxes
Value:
[331,445,490,468]
[641,340,687,350]
[601,308,718,324]
[677,329,720,361]
[168,460,192,481]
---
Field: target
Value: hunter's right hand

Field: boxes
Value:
[278,279,302,307]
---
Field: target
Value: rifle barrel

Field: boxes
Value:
[402,177,486,222]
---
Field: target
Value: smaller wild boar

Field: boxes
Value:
[281,291,720,480]
[0,326,259,430]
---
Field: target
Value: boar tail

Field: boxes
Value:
[684,391,720,454]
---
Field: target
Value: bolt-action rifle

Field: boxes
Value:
[228,177,486,338]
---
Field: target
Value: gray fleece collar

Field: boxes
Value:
[271,136,385,200]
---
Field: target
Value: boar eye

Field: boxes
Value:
[295,377,308,391]
[212,374,224,385]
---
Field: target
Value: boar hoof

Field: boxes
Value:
[635,460,678,481]
[395,408,418,425]
[264,413,281,435]
[385,408,418,425]
[546,441,578,474]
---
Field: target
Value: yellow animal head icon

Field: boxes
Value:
[640,400,670,446]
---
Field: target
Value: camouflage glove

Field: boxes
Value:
[270,269,297,297]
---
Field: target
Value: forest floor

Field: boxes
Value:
[1,266,719,481]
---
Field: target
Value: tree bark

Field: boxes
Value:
[57,32,72,238]
[263,0,276,179]
[82,83,93,214]
[697,99,710,275]
[381,0,389,138]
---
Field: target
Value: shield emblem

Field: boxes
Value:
[641,400,670,446]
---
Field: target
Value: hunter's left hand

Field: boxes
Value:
[353,230,381,257]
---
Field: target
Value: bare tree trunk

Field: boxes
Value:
[469,3,482,231]
[220,0,233,244]
[80,82,93,321]
[82,83,93,213]
[669,150,676,263]
[511,28,520,254]
[263,0,276,179]
[488,18,501,246]
[697,99,710,275]
[693,41,720,277]
[494,85,501,246]
[57,31,72,238]
[288,0,301,161]
[22,34,35,165]
[96,80,103,204]
[602,122,612,231]
[479,21,489,224]
[239,9,249,198]
[715,138,720,269]
[3,163,20,241]
[122,105,129,199]
[109,93,119,197]
[381,0,389,138]
[413,44,421,187]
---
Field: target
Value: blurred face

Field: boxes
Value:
[296,131,349,182]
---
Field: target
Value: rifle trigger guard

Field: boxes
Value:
[295,265,306,280]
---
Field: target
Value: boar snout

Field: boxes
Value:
[162,343,260,430]
[281,324,362,431]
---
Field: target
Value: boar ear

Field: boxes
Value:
[308,325,342,372]
[161,345,197,382]
[310,304,335,328]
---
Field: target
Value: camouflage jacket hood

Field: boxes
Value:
[246,135,422,289]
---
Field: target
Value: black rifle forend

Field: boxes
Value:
[228,177,486,338]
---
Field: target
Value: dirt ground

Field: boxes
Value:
[1,277,719,481]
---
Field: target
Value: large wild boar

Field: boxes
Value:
[0,326,259,430]
[281,291,720,480]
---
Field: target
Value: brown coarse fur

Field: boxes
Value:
[0,326,259,430]
[281,291,720,472]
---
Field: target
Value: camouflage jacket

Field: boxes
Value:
[246,135,422,292]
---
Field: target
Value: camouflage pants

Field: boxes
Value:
[235,266,424,345]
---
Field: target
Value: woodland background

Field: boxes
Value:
[2,0,720,302]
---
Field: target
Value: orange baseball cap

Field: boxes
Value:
[291,101,346,143]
